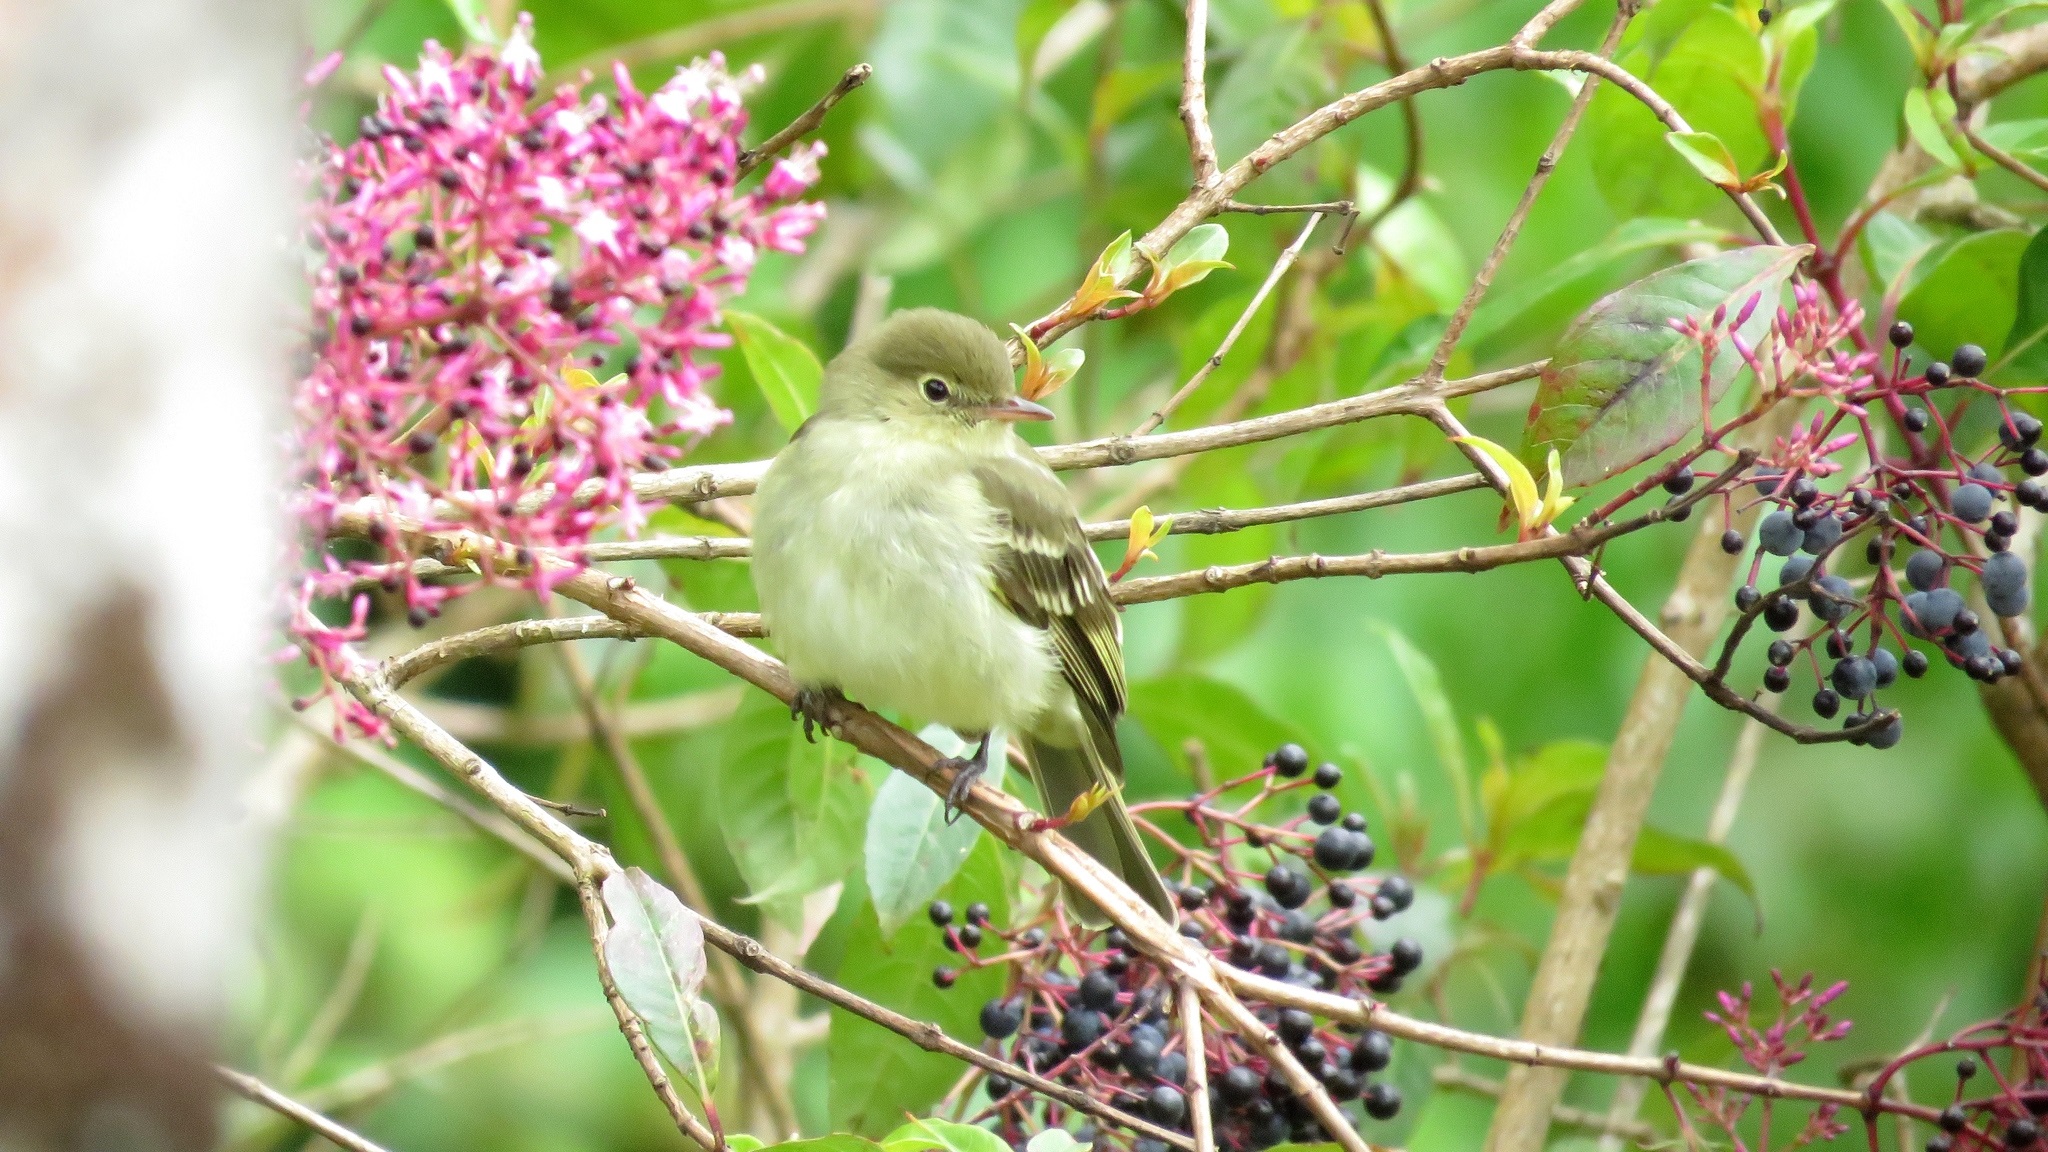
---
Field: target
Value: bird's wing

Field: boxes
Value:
[970,454,1126,736]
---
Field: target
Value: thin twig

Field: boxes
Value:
[1334,0,1423,255]
[577,874,724,1151]
[1436,1065,1661,1143]
[1596,704,1772,1152]
[215,1065,397,1152]
[295,1012,606,1113]
[278,905,382,1087]
[1427,7,1632,382]
[736,64,872,178]
[1182,980,1216,1152]
[550,0,876,82]
[582,474,1492,563]
[1134,212,1324,435]
[1221,198,1355,216]
[1961,122,2048,195]
[1179,0,1218,187]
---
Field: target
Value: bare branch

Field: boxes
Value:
[1181,981,1216,1152]
[1221,199,1355,217]
[1435,1066,1660,1143]
[385,615,640,688]
[1962,121,2048,195]
[551,0,876,82]
[1134,212,1325,435]
[295,713,574,882]
[736,64,872,178]
[215,1065,397,1152]
[1179,0,1218,187]
[1428,8,1631,382]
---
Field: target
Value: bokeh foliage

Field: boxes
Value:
[249,1,2047,1150]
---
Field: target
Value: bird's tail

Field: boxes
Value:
[1024,734,1175,926]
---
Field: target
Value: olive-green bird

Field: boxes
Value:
[749,308,1174,923]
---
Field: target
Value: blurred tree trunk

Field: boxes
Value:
[0,1,287,1149]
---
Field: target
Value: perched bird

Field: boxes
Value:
[750,308,1173,922]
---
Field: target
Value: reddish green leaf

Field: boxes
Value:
[1523,244,1807,487]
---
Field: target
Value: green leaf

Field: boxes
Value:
[1768,0,1838,119]
[1524,244,1807,487]
[600,869,720,1099]
[1090,60,1181,137]
[882,1118,1011,1152]
[1127,673,1306,782]
[1017,0,1082,84]
[2002,227,2048,381]
[716,689,871,916]
[1370,622,1475,845]
[730,1138,767,1152]
[727,310,824,434]
[1023,1132,1085,1152]
[1902,86,1964,172]
[1898,230,2030,365]
[1488,741,1608,851]
[763,1139,889,1152]
[1465,217,1723,350]
[1665,130,1741,187]
[1876,0,1934,71]
[1979,118,2048,159]
[439,0,497,44]
[830,838,1009,1135]
[864,726,1004,940]
[1632,825,1759,908]
[1369,181,1469,313]
[1155,222,1234,295]
[1587,10,1766,218]
[1858,211,1938,299]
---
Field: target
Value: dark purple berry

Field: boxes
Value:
[1889,320,1915,348]
[1953,344,1988,377]
[1314,762,1343,788]
[928,900,953,927]
[1270,743,1310,777]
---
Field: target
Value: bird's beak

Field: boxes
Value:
[976,396,1056,423]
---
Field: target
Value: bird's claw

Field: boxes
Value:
[791,686,845,743]
[940,735,993,824]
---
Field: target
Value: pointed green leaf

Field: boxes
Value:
[882,1118,1010,1152]
[830,838,1009,1134]
[2000,227,2048,381]
[1899,230,2029,365]
[1631,825,1758,909]
[1168,222,1231,268]
[1465,217,1724,349]
[1666,130,1741,187]
[1768,0,1838,119]
[865,726,1005,940]
[728,310,824,434]
[1488,741,1607,853]
[601,868,720,1097]
[1903,86,1964,172]
[1371,622,1474,845]
[1127,672,1307,779]
[1524,244,1808,487]
[716,689,871,916]
[1876,0,1933,70]
[1017,0,1082,84]
[439,0,497,44]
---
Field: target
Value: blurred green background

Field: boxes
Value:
[252,2,2048,1150]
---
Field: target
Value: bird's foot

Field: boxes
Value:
[791,686,846,743]
[1022,783,1117,833]
[940,735,992,824]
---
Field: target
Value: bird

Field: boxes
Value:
[749,307,1174,923]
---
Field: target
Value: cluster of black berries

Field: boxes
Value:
[1919,1054,2048,1152]
[928,744,1422,1151]
[1715,326,2040,746]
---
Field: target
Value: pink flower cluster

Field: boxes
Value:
[289,17,824,733]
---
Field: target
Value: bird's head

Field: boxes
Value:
[819,308,1052,435]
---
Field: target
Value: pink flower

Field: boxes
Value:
[287,16,824,735]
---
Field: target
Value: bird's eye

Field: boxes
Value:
[921,377,950,403]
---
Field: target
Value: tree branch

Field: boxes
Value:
[1181,980,1216,1152]
[215,1065,398,1152]
[736,64,872,178]
[1179,0,1218,187]
[1134,211,1325,435]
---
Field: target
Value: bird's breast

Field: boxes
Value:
[751,422,1062,735]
